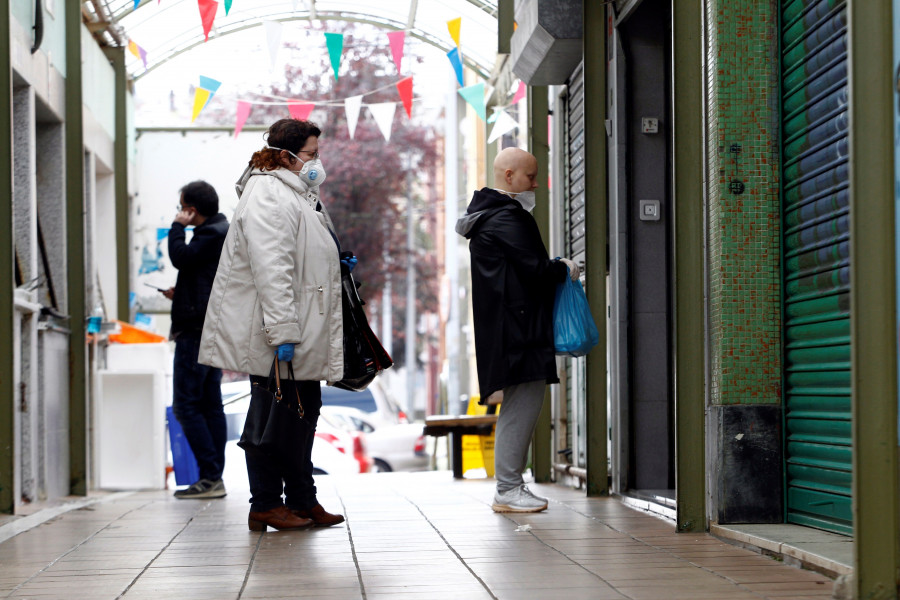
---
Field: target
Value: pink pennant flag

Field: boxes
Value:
[512,80,526,104]
[396,76,413,118]
[287,101,315,121]
[387,31,405,74]
[198,0,217,42]
[234,101,252,138]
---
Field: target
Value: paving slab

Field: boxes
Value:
[0,463,836,600]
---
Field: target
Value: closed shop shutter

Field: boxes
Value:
[781,0,851,535]
[565,61,587,464]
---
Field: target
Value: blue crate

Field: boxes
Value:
[166,406,199,486]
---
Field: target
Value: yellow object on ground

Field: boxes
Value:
[461,395,498,478]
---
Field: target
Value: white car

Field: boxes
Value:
[321,406,429,473]
[222,380,372,475]
[321,380,408,429]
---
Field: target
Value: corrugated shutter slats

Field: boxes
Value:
[781,0,852,536]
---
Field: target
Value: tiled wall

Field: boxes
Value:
[706,0,781,405]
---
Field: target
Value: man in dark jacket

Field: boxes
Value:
[456,147,581,513]
[164,180,229,499]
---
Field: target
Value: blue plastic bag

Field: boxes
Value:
[553,274,600,357]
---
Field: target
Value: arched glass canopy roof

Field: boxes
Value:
[91,0,498,80]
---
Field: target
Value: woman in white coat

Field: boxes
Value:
[200,118,350,531]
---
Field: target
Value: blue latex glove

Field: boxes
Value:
[276,343,294,362]
[340,255,358,272]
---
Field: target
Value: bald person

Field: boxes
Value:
[456,147,580,513]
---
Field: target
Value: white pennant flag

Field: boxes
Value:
[264,21,283,70]
[368,102,396,141]
[292,0,299,10]
[345,95,363,139]
[488,110,520,144]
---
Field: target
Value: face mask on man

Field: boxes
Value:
[493,188,536,213]
[267,145,327,187]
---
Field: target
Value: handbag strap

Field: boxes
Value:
[270,357,305,418]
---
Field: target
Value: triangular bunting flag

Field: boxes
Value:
[191,89,211,122]
[488,110,519,143]
[458,82,486,121]
[488,107,502,123]
[138,46,147,69]
[198,0,217,42]
[234,101,252,137]
[133,0,140,9]
[287,102,315,121]
[396,77,413,118]
[446,47,463,87]
[128,40,140,59]
[292,0,299,10]
[198,76,221,94]
[224,0,232,15]
[197,76,221,111]
[345,95,363,139]
[447,17,461,47]
[387,31,405,74]
[368,103,396,142]
[512,80,526,104]
[325,32,344,81]
[264,21,283,70]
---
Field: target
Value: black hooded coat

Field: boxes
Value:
[456,188,568,401]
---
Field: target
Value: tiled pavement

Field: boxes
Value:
[0,464,834,600]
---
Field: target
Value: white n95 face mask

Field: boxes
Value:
[298,158,326,187]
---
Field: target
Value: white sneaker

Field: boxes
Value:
[492,484,548,513]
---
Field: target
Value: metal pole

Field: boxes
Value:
[672,0,706,532]
[109,48,130,322]
[66,0,88,496]
[0,0,16,514]
[848,1,900,595]
[405,164,416,415]
[444,71,460,415]
[528,85,552,483]
[583,0,610,497]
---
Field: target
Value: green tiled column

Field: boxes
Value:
[707,0,782,406]
[705,0,783,524]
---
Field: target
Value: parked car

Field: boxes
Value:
[222,380,372,475]
[321,380,409,428]
[321,406,429,473]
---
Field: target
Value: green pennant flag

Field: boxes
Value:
[224,0,232,15]
[325,32,344,81]
[458,82,486,121]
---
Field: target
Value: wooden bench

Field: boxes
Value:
[424,414,498,478]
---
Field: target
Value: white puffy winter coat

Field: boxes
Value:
[198,167,344,380]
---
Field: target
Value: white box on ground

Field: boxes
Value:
[95,370,167,490]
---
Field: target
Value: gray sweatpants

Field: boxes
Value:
[493,380,547,494]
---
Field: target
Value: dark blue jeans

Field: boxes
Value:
[172,333,226,482]
[245,376,322,513]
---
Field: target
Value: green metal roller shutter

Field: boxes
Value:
[781,0,851,535]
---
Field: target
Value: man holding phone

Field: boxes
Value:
[164,180,229,499]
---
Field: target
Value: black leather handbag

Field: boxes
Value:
[237,358,312,469]
[335,253,393,392]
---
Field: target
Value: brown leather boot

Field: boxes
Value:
[292,503,345,526]
[248,505,314,531]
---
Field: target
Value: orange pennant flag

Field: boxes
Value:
[396,76,413,118]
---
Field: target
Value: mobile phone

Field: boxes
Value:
[144,283,167,292]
